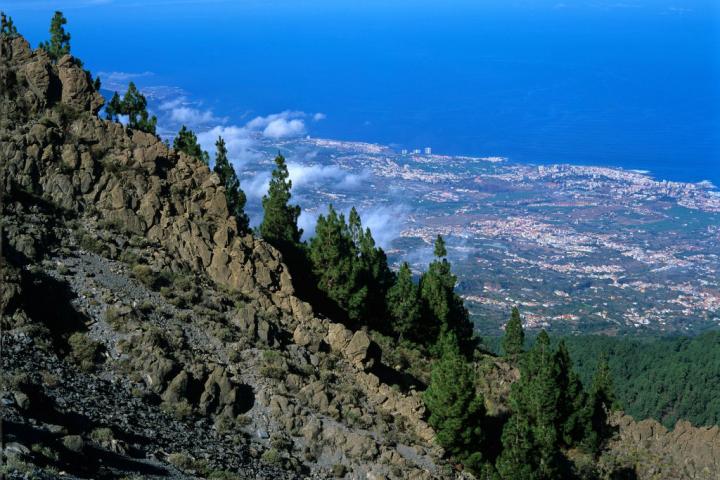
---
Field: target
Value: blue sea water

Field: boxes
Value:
[8,0,720,184]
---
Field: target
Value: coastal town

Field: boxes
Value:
[248,136,720,334]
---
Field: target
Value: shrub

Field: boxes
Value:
[260,350,288,379]
[90,427,114,444]
[67,332,102,371]
[167,452,194,470]
[161,399,193,420]
[260,448,283,466]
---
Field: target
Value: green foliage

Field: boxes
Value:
[554,341,588,449]
[174,125,209,164]
[351,208,395,328]
[105,92,122,120]
[67,332,102,371]
[418,235,475,356]
[386,262,421,339]
[38,11,70,61]
[1,12,18,38]
[308,206,394,327]
[497,330,561,479]
[563,333,720,428]
[502,307,525,358]
[260,153,302,249]
[309,205,367,323]
[105,82,157,134]
[213,136,249,232]
[581,357,618,455]
[423,332,485,468]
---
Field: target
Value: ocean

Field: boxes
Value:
[9,0,720,184]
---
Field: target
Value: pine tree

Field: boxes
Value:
[353,209,395,329]
[496,410,538,480]
[121,82,157,134]
[259,154,302,249]
[418,235,475,355]
[581,356,618,455]
[387,262,421,340]
[174,125,209,165]
[308,205,367,323]
[502,307,525,358]
[213,136,249,232]
[1,12,18,38]
[105,92,122,121]
[39,11,71,61]
[423,332,485,470]
[554,340,587,448]
[497,330,562,479]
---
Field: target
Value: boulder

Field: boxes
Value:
[343,330,381,370]
[326,323,353,352]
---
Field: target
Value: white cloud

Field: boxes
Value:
[287,163,367,189]
[246,110,307,139]
[313,112,327,121]
[263,118,306,139]
[159,97,225,127]
[244,172,271,200]
[196,125,258,167]
[357,205,408,249]
[298,210,320,240]
[169,106,220,124]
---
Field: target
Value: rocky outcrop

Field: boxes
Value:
[607,413,720,480]
[0,33,441,479]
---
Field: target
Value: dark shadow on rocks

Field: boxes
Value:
[370,362,426,393]
[20,266,90,342]
[3,420,170,478]
[235,383,255,415]
[480,410,510,464]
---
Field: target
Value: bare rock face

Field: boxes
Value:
[57,54,104,114]
[608,413,720,479]
[326,322,353,352]
[344,330,380,370]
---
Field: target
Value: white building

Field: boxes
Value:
[424,147,432,155]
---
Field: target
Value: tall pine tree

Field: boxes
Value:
[352,208,395,329]
[581,356,618,455]
[387,262,421,340]
[1,12,18,37]
[105,92,122,121]
[308,205,367,323]
[554,340,587,448]
[423,332,486,472]
[122,82,157,134]
[174,125,209,165]
[497,330,562,479]
[502,307,525,358]
[213,136,249,232]
[104,83,157,134]
[39,11,70,61]
[418,235,475,356]
[259,154,302,249]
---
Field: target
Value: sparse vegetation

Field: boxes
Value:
[67,332,102,371]
[260,350,288,379]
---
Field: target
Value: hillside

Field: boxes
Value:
[1,28,719,480]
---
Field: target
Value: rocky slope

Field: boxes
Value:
[0,35,440,479]
[1,34,719,480]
